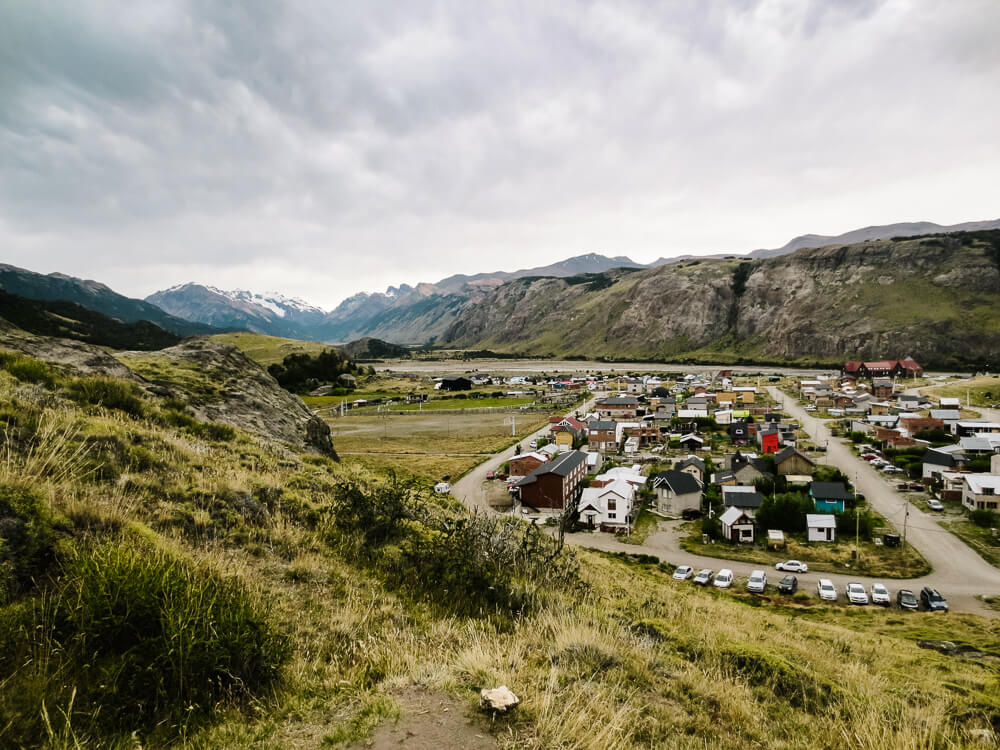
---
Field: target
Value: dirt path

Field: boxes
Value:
[347,687,498,750]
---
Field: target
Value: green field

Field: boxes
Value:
[209,331,331,366]
[921,374,1000,408]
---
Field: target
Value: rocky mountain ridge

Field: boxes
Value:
[438,231,1000,367]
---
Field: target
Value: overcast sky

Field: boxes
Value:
[2,0,998,309]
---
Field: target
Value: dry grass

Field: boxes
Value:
[3,366,1000,749]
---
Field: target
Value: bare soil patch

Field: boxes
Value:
[348,687,498,750]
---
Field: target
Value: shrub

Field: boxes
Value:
[66,377,145,417]
[0,350,58,387]
[969,509,999,528]
[0,536,291,743]
[0,484,58,604]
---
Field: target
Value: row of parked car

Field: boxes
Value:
[671,562,949,611]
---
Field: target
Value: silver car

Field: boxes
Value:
[846,583,869,605]
[817,578,838,601]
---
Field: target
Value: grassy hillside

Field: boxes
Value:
[209,331,331,366]
[1,346,999,748]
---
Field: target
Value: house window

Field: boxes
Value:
[985,488,995,496]
[608,499,617,510]
[608,513,616,519]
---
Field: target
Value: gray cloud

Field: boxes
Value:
[1,0,998,308]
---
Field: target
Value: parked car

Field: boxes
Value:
[681,507,703,520]
[434,482,451,494]
[871,583,891,606]
[693,569,714,586]
[673,565,694,581]
[882,465,904,474]
[926,498,945,512]
[713,569,734,588]
[486,471,495,480]
[846,583,869,605]
[920,587,949,612]
[776,560,808,573]
[896,589,919,610]
[817,579,838,601]
[778,575,798,594]
[861,453,880,461]
[805,405,817,411]
[747,570,767,593]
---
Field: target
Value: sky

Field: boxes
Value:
[1,0,999,310]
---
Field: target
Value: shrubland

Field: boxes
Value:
[0,348,998,748]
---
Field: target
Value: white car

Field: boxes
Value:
[713,569,734,588]
[846,582,869,605]
[747,570,767,593]
[776,560,808,573]
[871,583,891,606]
[673,565,694,581]
[434,482,452,494]
[817,578,838,601]
[926,499,945,512]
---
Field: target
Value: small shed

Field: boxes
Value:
[807,513,837,542]
[679,433,705,451]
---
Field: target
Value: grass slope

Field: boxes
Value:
[0,349,998,748]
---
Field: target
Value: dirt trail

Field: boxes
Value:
[348,687,498,750]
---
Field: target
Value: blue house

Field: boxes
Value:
[809,481,852,513]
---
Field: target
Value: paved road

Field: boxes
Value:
[767,385,1000,615]
[451,394,602,512]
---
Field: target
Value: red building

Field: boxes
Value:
[515,450,587,510]
[759,431,781,454]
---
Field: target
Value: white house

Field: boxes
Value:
[577,480,634,531]
[806,513,837,542]
[720,506,754,543]
[596,466,647,490]
[721,485,765,518]
[651,469,702,516]
[963,474,1000,512]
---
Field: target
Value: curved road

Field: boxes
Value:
[453,387,1000,616]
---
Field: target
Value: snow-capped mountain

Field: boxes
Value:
[147,283,328,339]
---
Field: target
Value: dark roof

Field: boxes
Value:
[653,470,701,495]
[600,397,638,406]
[674,456,705,472]
[774,446,815,466]
[589,420,617,431]
[723,490,764,508]
[810,481,853,501]
[527,450,586,479]
[922,450,955,467]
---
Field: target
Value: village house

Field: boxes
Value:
[577,480,634,531]
[962,475,1000,512]
[871,378,894,399]
[757,429,781,454]
[651,469,702,516]
[679,433,705,452]
[593,465,647,492]
[508,451,548,478]
[597,396,640,419]
[673,455,706,484]
[774,446,816,476]
[810,481,852,513]
[720,506,755,543]
[922,447,964,481]
[806,513,837,542]
[842,358,923,379]
[722,485,765,517]
[552,424,580,449]
[515,450,587,510]
[438,376,472,391]
[899,416,944,437]
[588,420,619,453]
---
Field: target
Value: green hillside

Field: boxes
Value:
[0,340,998,748]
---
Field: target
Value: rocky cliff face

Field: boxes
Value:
[119,339,336,455]
[439,233,1000,366]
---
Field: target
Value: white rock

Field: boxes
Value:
[480,685,519,712]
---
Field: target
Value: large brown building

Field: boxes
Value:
[515,450,587,510]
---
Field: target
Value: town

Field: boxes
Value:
[426,358,1000,614]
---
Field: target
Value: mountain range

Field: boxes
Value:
[1,218,998,366]
[144,218,1000,347]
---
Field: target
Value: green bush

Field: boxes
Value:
[0,350,59,387]
[969,509,999,528]
[0,484,58,604]
[66,376,146,417]
[0,537,290,743]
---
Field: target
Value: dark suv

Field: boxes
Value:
[681,507,703,521]
[920,587,948,612]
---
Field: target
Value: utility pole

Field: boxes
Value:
[854,474,860,564]
[902,498,909,548]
